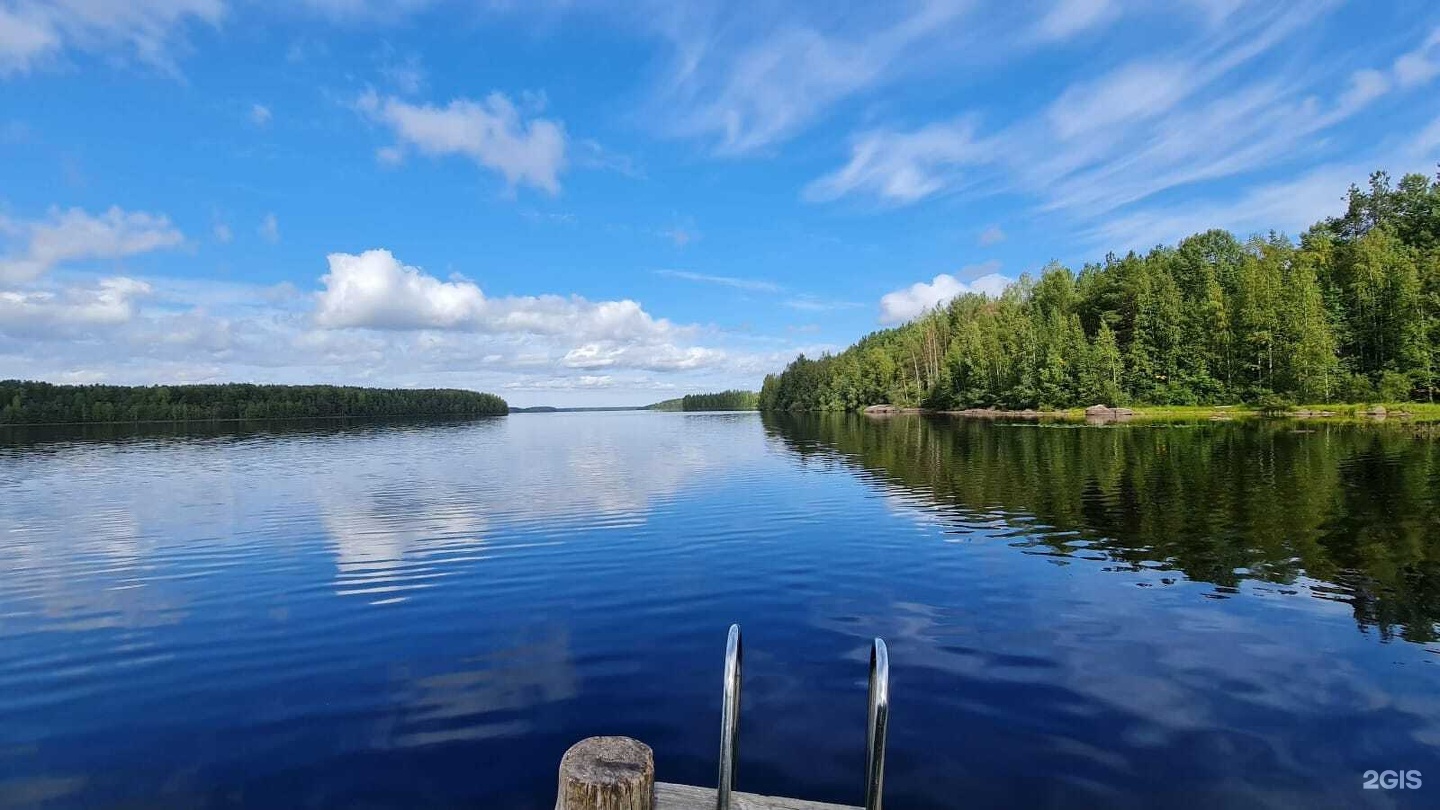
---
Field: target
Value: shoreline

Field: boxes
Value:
[855,403,1440,424]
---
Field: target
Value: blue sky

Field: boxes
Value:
[2,0,1439,406]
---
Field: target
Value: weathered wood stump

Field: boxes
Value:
[556,736,655,810]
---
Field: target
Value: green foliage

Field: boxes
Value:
[647,398,685,411]
[680,390,759,411]
[0,381,508,425]
[1256,393,1294,416]
[762,168,1440,411]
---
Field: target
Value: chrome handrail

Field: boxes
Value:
[864,638,889,810]
[717,623,742,810]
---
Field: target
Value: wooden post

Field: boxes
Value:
[556,736,655,810]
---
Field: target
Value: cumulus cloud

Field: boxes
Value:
[313,249,686,346]
[0,206,184,282]
[878,261,1011,325]
[2,266,761,403]
[358,90,567,193]
[0,276,152,335]
[0,0,223,76]
[561,342,725,372]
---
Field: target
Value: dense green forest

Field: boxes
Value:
[0,381,508,424]
[760,170,1440,411]
[650,390,760,411]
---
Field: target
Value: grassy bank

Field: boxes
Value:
[1041,403,1440,423]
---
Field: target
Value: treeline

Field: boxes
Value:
[682,390,759,410]
[0,381,509,425]
[649,391,760,411]
[760,170,1440,411]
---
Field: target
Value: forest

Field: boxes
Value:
[760,170,1440,411]
[0,381,509,425]
[650,390,760,411]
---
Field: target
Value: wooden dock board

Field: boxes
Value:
[654,782,861,810]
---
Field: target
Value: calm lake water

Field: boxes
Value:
[2,412,1438,809]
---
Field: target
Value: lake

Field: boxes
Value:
[1,412,1437,809]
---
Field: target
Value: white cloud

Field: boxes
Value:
[378,50,425,94]
[313,249,687,346]
[804,119,990,204]
[878,261,1010,325]
[1035,0,1119,41]
[0,206,184,282]
[250,103,271,126]
[292,0,436,22]
[805,0,1440,236]
[258,213,279,244]
[784,295,862,312]
[1047,60,1191,140]
[2,261,779,406]
[504,375,615,391]
[650,2,972,155]
[561,342,725,372]
[0,276,152,335]
[655,269,780,293]
[1393,27,1440,88]
[213,221,232,243]
[0,0,223,76]
[1092,123,1440,249]
[0,8,58,73]
[978,224,1006,246]
[314,249,485,331]
[359,91,567,193]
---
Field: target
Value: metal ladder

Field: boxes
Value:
[715,624,890,810]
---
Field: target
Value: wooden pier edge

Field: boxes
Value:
[554,735,860,810]
[655,782,861,810]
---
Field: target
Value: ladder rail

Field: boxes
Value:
[716,623,742,810]
[864,638,889,810]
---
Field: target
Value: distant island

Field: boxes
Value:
[761,169,1440,413]
[648,390,760,411]
[509,391,761,413]
[0,381,508,425]
[507,406,644,413]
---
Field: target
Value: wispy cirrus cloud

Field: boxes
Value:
[654,269,781,293]
[977,224,1006,246]
[783,295,862,313]
[1034,0,1120,42]
[0,0,224,77]
[805,2,1440,250]
[642,1,975,156]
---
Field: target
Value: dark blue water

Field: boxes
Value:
[1,413,1437,809]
